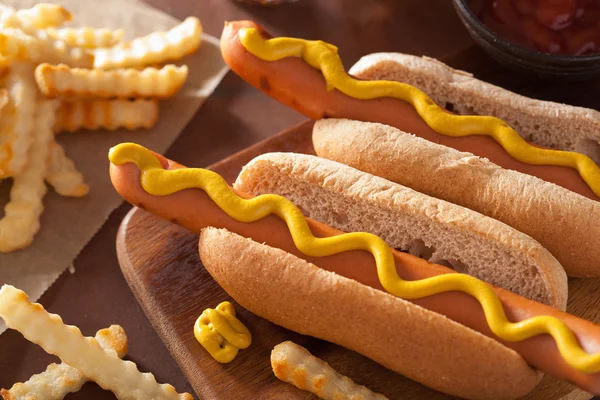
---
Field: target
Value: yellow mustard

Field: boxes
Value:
[109,142,600,373]
[237,27,600,197]
[193,301,251,363]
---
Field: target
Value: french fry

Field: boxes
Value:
[55,99,159,133]
[0,62,37,178]
[36,63,188,99]
[0,29,43,61]
[94,17,202,69]
[0,28,93,67]
[32,30,95,68]
[46,27,125,49]
[272,341,388,400]
[0,99,56,252]
[0,4,72,29]
[45,140,89,197]
[1,325,128,400]
[0,285,193,400]
[0,6,93,67]
[16,3,72,28]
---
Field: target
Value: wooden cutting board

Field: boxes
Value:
[116,119,599,400]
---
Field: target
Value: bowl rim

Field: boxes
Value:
[453,0,600,62]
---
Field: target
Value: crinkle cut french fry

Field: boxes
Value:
[0,62,37,178]
[46,27,125,49]
[17,3,72,28]
[0,99,56,253]
[45,140,89,197]
[0,29,43,61]
[272,341,389,400]
[0,285,194,400]
[0,28,93,67]
[55,99,159,133]
[94,17,202,69]
[32,30,94,68]
[0,325,128,400]
[0,4,72,29]
[0,8,93,67]
[2,364,82,400]
[36,63,188,99]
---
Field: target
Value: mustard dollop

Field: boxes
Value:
[237,27,600,197]
[109,142,600,373]
[194,301,251,363]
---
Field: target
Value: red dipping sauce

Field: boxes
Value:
[468,0,600,55]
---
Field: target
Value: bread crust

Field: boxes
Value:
[234,152,567,309]
[312,118,600,277]
[199,227,541,400]
[349,53,600,164]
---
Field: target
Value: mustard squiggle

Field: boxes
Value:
[237,27,600,197]
[109,142,600,373]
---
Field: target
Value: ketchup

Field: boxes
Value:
[468,0,600,56]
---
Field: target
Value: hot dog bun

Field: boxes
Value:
[198,227,541,400]
[234,152,567,309]
[312,118,600,277]
[349,53,600,164]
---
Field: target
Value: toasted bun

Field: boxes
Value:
[234,152,567,309]
[312,118,600,277]
[349,53,600,164]
[199,227,541,400]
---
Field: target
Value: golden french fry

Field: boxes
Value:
[45,140,89,197]
[0,28,43,61]
[1,325,128,400]
[272,341,389,400]
[46,27,125,49]
[0,6,92,67]
[0,28,93,67]
[0,4,72,29]
[34,31,94,68]
[55,99,159,133]
[0,285,194,400]
[36,63,188,99]
[0,62,37,178]
[94,17,202,69]
[0,99,56,253]
[17,3,72,28]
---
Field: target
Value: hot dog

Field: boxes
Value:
[219,20,600,277]
[109,143,600,398]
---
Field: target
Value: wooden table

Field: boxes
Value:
[1,1,598,399]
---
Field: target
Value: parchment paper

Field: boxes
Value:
[0,0,229,333]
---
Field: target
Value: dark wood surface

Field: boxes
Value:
[1,0,599,399]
